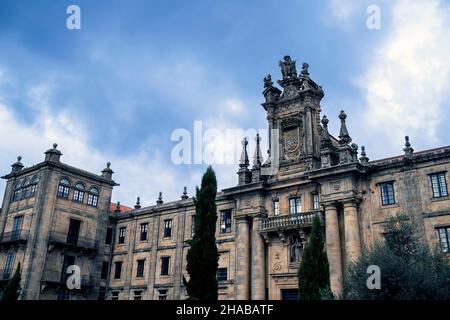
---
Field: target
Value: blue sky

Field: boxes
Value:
[0,0,449,206]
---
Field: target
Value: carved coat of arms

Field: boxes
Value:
[281,117,302,159]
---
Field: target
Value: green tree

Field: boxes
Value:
[344,214,450,300]
[298,215,331,300]
[1,263,21,301]
[183,166,219,300]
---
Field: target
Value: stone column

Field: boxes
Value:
[343,200,361,263]
[251,216,265,300]
[235,217,250,300]
[324,203,343,296]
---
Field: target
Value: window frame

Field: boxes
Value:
[430,172,449,198]
[87,187,99,207]
[160,256,170,276]
[163,219,172,238]
[273,199,280,216]
[72,183,85,203]
[217,267,228,282]
[140,223,148,242]
[379,181,396,206]
[30,175,39,197]
[219,209,232,234]
[12,182,21,202]
[437,226,450,253]
[136,259,145,278]
[57,178,71,199]
[114,261,123,279]
[289,197,302,214]
[118,226,126,244]
[312,193,320,210]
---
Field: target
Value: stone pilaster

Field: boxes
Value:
[251,216,265,300]
[235,217,250,300]
[324,203,343,296]
[343,200,361,263]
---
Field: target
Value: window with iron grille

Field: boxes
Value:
[114,262,122,279]
[163,219,172,238]
[140,223,148,241]
[160,256,170,276]
[136,259,145,278]
[437,227,450,253]
[220,209,232,234]
[430,173,448,198]
[217,267,227,282]
[273,200,280,216]
[289,197,301,214]
[118,227,126,244]
[380,182,395,205]
[57,178,70,198]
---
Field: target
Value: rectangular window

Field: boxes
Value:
[111,291,119,300]
[12,189,21,202]
[87,193,98,207]
[140,223,148,241]
[217,267,228,282]
[57,185,70,199]
[158,289,168,300]
[105,227,113,245]
[67,219,81,245]
[380,182,396,205]
[312,193,320,210]
[273,200,280,216]
[437,227,450,253]
[136,259,145,278]
[220,209,232,234]
[101,261,109,280]
[289,197,301,214]
[30,184,38,197]
[163,219,172,238]
[134,291,142,300]
[431,173,449,198]
[118,227,126,244]
[160,256,170,276]
[22,185,30,199]
[12,216,23,240]
[114,262,122,279]
[3,252,15,280]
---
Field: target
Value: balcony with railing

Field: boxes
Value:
[260,210,322,232]
[0,230,29,247]
[41,269,94,288]
[48,232,97,253]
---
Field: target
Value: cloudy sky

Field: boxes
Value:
[0,0,449,207]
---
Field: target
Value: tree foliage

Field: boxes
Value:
[344,214,450,300]
[184,166,219,300]
[298,215,331,300]
[1,263,21,301]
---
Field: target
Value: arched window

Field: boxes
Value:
[57,178,71,199]
[87,187,99,207]
[12,182,21,202]
[30,175,39,197]
[73,183,85,203]
[22,178,30,199]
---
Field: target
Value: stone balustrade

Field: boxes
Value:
[260,210,322,232]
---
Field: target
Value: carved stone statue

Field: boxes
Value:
[290,237,303,263]
[279,56,297,80]
[263,74,273,88]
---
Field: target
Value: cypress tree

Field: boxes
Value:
[184,166,219,300]
[2,263,21,301]
[298,215,331,300]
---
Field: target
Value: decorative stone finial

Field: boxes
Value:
[320,115,332,147]
[253,133,263,168]
[44,143,62,162]
[359,146,369,165]
[101,162,114,179]
[53,143,58,149]
[114,201,121,213]
[338,110,352,145]
[181,186,188,200]
[301,63,309,77]
[403,136,414,161]
[239,137,250,169]
[11,155,24,174]
[134,197,141,210]
[156,192,163,205]
[263,74,273,88]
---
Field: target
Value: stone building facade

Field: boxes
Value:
[0,56,449,300]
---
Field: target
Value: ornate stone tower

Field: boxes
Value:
[262,56,325,178]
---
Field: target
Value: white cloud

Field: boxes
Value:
[0,85,179,207]
[329,0,358,20]
[358,0,450,156]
